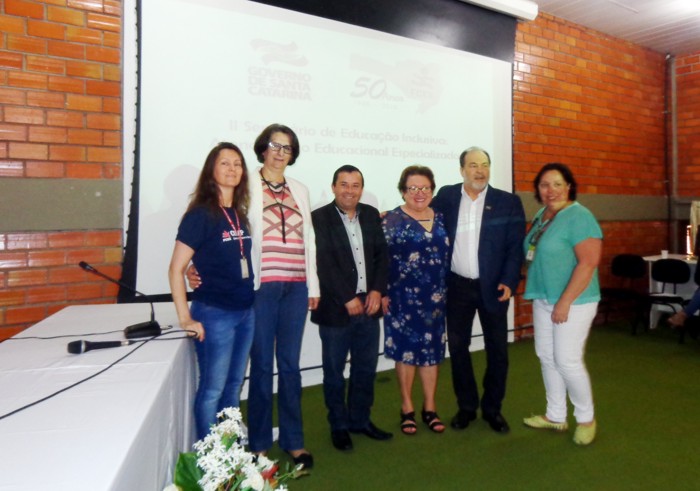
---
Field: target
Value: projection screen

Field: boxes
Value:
[127,0,514,297]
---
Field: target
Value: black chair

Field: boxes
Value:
[599,254,648,333]
[648,258,691,339]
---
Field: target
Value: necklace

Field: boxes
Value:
[260,169,288,243]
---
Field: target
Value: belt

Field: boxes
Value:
[449,272,480,285]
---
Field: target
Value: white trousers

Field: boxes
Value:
[532,299,598,423]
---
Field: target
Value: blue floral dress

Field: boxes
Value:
[382,207,449,366]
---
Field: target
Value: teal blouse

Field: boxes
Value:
[523,202,603,305]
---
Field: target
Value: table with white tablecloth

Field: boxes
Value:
[0,303,196,491]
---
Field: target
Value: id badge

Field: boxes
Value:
[526,245,535,262]
[240,257,249,279]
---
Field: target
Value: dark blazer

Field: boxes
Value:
[432,183,525,313]
[310,201,389,326]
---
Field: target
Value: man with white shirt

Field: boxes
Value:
[311,165,392,451]
[431,147,525,434]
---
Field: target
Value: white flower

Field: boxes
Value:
[241,463,265,491]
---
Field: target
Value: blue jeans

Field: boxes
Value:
[247,281,309,452]
[191,301,255,440]
[319,315,380,431]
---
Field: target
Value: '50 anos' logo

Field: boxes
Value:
[350,77,403,101]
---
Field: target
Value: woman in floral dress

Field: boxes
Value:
[381,165,450,436]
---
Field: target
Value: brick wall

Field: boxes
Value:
[676,53,700,197]
[0,1,122,339]
[512,12,672,334]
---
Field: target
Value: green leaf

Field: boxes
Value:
[173,452,203,491]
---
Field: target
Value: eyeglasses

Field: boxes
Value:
[406,186,432,194]
[268,141,293,155]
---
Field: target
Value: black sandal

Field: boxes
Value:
[400,411,417,435]
[421,409,445,433]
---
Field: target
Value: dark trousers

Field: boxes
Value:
[319,315,380,431]
[446,272,509,416]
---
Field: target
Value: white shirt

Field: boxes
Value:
[336,205,367,294]
[450,185,488,279]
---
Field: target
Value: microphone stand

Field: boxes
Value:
[78,261,161,339]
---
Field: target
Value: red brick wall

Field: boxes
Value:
[511,12,672,334]
[0,1,123,339]
[513,13,666,195]
[676,53,700,196]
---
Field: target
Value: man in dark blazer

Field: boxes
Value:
[311,165,392,451]
[431,147,525,434]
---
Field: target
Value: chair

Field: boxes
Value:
[599,254,648,333]
[648,258,691,339]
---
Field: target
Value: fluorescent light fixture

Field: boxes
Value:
[456,0,538,20]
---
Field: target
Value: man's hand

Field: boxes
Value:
[364,291,382,316]
[186,264,202,289]
[497,283,512,302]
[345,297,364,316]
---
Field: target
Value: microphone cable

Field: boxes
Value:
[0,329,188,421]
[0,325,176,344]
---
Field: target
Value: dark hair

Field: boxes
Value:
[397,165,436,194]
[459,146,491,168]
[253,123,300,166]
[533,162,577,203]
[332,164,364,187]
[188,142,250,226]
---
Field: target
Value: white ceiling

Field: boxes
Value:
[535,0,700,56]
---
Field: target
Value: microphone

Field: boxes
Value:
[67,339,134,354]
[78,261,161,339]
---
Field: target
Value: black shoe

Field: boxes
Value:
[286,450,314,469]
[483,412,510,433]
[331,430,353,451]
[349,421,393,440]
[450,410,477,430]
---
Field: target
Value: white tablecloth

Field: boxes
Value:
[0,303,196,491]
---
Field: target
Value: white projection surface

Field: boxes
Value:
[132,0,513,297]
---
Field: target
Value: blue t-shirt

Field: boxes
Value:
[523,202,603,305]
[176,206,254,310]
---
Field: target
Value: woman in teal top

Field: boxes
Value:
[522,163,602,446]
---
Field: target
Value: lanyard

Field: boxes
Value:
[528,212,556,247]
[526,206,565,264]
[220,206,245,259]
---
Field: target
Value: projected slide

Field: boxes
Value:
[135,0,513,295]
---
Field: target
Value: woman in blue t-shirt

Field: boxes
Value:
[168,142,255,440]
[522,163,602,446]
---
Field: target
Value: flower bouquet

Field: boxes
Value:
[167,407,306,491]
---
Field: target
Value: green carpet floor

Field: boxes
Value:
[253,322,700,490]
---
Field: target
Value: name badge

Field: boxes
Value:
[526,245,535,262]
[240,257,249,279]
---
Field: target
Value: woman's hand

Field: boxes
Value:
[182,319,205,341]
[308,297,320,310]
[186,264,202,289]
[381,296,390,315]
[551,301,571,324]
